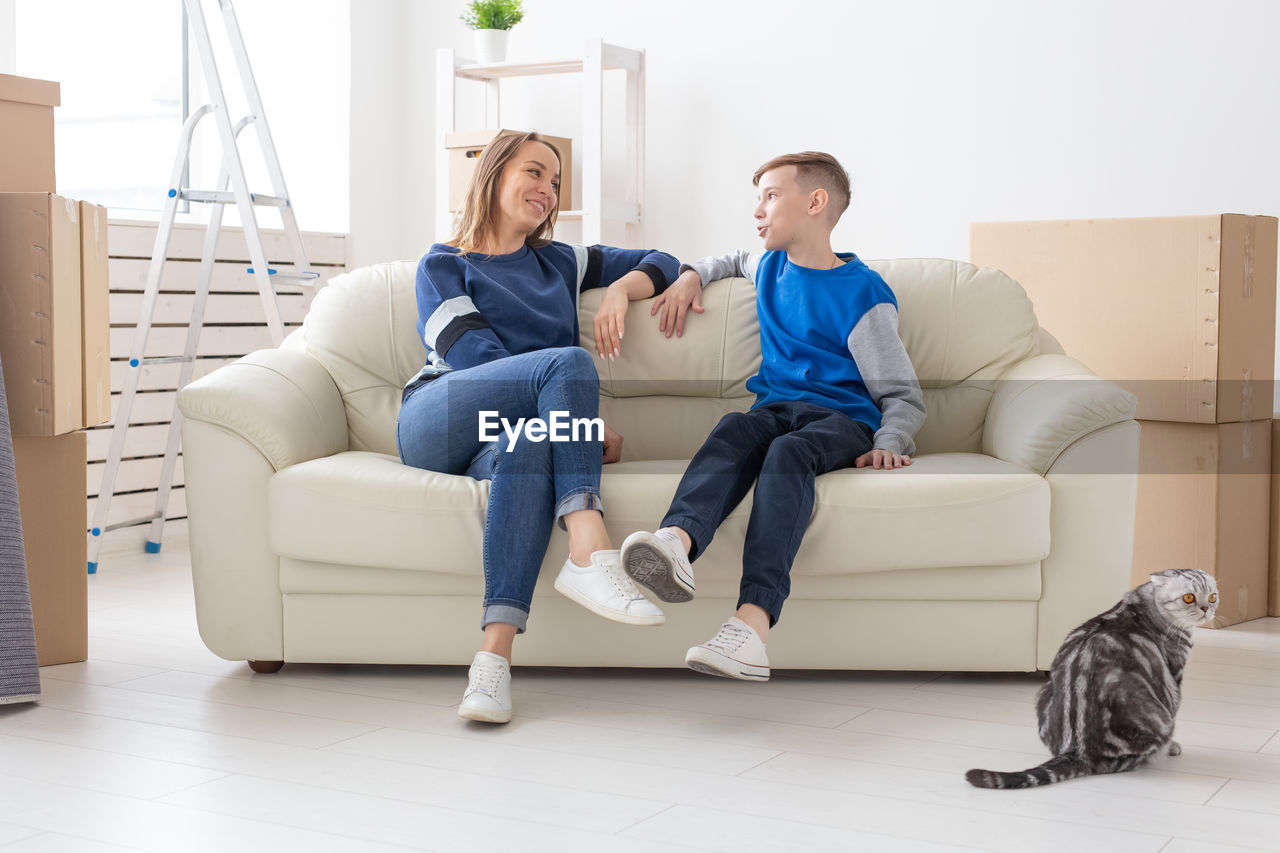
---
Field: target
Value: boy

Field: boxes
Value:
[621,151,925,680]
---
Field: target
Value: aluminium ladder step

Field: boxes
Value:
[175,189,290,207]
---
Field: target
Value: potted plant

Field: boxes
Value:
[460,0,525,64]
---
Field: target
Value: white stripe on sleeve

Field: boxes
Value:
[422,295,481,350]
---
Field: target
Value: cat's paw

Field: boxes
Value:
[1167,741,1182,757]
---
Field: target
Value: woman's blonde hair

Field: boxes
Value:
[447,131,561,254]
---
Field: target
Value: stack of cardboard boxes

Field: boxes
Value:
[0,72,112,665]
[971,215,1277,628]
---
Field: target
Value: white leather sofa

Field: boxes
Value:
[177,258,1139,673]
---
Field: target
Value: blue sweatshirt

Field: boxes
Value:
[404,241,679,399]
[682,250,926,455]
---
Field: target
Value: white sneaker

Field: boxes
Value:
[458,651,512,723]
[621,528,696,603]
[554,550,666,626]
[686,617,770,681]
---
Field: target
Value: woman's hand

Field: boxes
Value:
[593,282,630,360]
[651,269,705,338]
[602,422,623,464]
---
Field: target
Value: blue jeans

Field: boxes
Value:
[396,347,604,633]
[661,401,874,628]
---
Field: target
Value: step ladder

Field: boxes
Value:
[87,0,319,573]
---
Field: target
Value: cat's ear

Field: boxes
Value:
[1148,572,1173,586]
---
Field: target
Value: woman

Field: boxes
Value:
[397,131,680,724]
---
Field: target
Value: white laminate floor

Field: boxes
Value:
[2,521,1278,852]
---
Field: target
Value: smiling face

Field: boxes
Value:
[496,140,561,237]
[753,165,821,252]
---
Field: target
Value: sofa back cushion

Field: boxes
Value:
[871,259,1039,454]
[296,257,1038,459]
[293,260,420,455]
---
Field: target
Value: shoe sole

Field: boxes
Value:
[554,577,666,626]
[457,703,512,724]
[685,647,770,681]
[622,540,695,603]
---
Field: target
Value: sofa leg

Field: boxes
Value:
[248,660,284,674]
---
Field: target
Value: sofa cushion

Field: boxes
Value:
[268,451,1049,579]
[278,556,1042,603]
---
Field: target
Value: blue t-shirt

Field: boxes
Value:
[748,251,898,430]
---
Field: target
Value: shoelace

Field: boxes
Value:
[705,622,752,655]
[468,660,506,698]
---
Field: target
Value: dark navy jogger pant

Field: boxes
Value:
[661,401,875,627]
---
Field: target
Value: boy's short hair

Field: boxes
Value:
[753,151,851,219]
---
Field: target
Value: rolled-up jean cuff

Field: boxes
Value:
[555,490,604,530]
[481,602,529,633]
[661,515,712,561]
[738,584,785,628]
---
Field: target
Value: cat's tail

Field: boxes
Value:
[965,754,1090,789]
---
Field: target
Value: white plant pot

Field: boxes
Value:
[474,29,509,64]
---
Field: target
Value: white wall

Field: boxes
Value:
[361,0,1280,266]
[348,0,404,267]
[345,0,1280,391]
[0,0,14,74]
[197,0,350,235]
[13,0,348,234]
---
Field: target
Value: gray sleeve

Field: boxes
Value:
[847,303,926,455]
[679,250,759,286]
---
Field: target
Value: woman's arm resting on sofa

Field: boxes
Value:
[177,349,350,472]
[982,354,1138,476]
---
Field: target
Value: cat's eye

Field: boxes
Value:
[1208,593,1217,603]
[1182,593,1196,604]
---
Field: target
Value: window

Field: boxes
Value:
[16,0,183,212]
[16,0,349,233]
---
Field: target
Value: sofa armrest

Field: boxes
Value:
[177,348,349,471]
[982,354,1138,476]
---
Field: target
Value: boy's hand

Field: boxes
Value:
[602,422,623,464]
[593,282,629,360]
[651,269,705,338]
[855,449,912,470]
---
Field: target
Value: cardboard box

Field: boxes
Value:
[446,129,573,214]
[0,73,59,193]
[1270,418,1280,617]
[13,432,88,666]
[0,194,83,435]
[971,216,1277,424]
[1132,419,1271,627]
[79,202,111,427]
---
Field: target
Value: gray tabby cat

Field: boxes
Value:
[966,568,1218,789]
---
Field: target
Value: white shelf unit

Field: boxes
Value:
[435,39,646,246]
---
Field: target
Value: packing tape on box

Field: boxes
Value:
[1243,217,1255,298]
